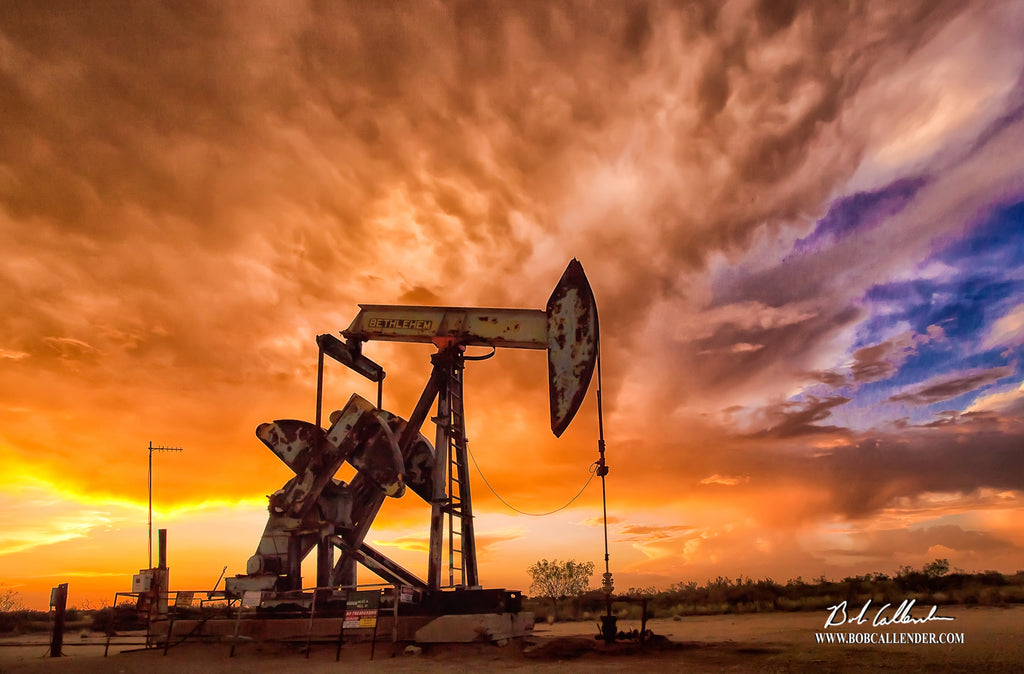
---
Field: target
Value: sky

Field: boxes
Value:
[1,0,1024,610]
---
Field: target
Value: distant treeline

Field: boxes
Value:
[526,560,1024,622]
[5,560,1024,633]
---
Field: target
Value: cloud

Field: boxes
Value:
[887,365,1013,405]
[698,474,750,487]
[372,528,524,559]
[475,529,528,558]
[373,535,428,554]
[748,395,851,438]
[581,515,623,527]
[0,483,131,556]
[983,302,1024,349]
[790,428,1024,519]
[619,524,694,539]
[617,523,698,561]
[824,524,1018,559]
[809,370,849,388]
[793,177,929,255]
[967,381,1024,414]
[850,328,943,384]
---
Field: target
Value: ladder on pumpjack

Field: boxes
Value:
[438,353,476,588]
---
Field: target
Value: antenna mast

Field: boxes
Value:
[148,441,183,569]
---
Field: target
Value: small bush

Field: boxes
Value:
[90,606,146,633]
[0,610,50,634]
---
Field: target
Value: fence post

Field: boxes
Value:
[49,583,69,657]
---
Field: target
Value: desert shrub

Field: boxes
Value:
[527,559,594,601]
[90,605,146,633]
[0,610,49,634]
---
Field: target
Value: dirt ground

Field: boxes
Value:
[1,605,1021,672]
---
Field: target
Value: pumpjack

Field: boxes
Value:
[226,259,599,611]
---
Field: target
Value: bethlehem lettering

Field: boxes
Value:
[823,599,955,629]
[367,318,434,331]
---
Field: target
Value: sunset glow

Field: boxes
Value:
[2,1,1024,610]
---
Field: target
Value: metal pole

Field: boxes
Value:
[316,344,325,428]
[148,442,153,569]
[49,583,68,657]
[597,352,610,580]
[148,442,183,570]
[428,348,452,589]
[595,350,617,643]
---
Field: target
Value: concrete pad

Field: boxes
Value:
[415,612,534,643]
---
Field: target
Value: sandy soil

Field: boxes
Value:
[1,605,1021,672]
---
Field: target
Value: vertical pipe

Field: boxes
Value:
[156,529,168,618]
[317,538,333,589]
[392,584,399,647]
[596,354,609,581]
[316,345,325,428]
[595,350,617,643]
[304,589,317,659]
[158,529,167,569]
[148,442,153,569]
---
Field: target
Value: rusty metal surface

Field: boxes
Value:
[258,395,407,520]
[256,419,336,517]
[317,332,384,382]
[342,406,406,498]
[331,537,427,589]
[240,393,427,592]
[546,258,600,437]
[333,474,386,586]
[343,306,548,349]
[256,419,325,474]
[428,357,452,590]
[391,418,434,502]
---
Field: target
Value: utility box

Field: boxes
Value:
[133,570,153,593]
